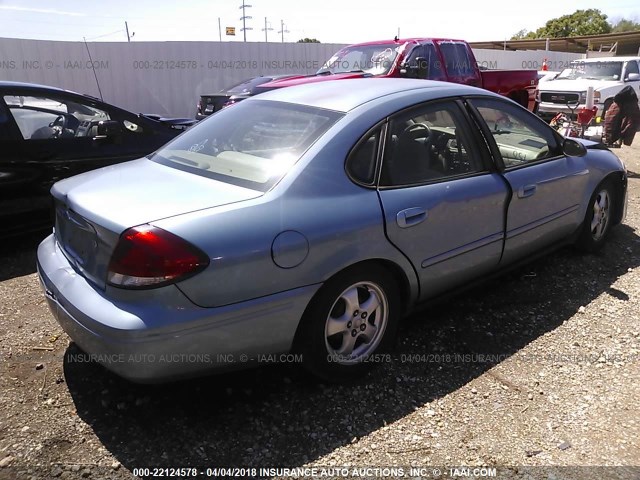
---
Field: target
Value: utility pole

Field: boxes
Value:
[262,17,273,42]
[218,18,222,42]
[278,19,289,43]
[125,21,131,42]
[239,1,253,42]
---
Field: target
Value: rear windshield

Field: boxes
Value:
[151,100,343,191]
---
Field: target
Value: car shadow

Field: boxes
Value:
[0,231,49,282]
[63,224,640,471]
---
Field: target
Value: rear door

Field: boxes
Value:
[376,99,509,300]
[467,97,590,264]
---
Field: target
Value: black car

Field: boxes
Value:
[195,75,297,120]
[0,81,193,238]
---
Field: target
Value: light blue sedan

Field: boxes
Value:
[37,78,627,383]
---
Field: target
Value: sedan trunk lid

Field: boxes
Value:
[51,158,263,289]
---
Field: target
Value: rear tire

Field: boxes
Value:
[294,265,400,382]
[576,180,615,252]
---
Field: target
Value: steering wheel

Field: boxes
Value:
[49,115,68,138]
[401,122,432,141]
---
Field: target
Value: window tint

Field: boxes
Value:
[381,102,484,186]
[346,129,380,185]
[471,98,558,167]
[438,41,476,77]
[4,95,109,140]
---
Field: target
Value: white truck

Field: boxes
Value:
[537,56,640,120]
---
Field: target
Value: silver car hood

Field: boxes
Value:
[51,158,263,234]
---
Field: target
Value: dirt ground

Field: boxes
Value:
[0,142,639,480]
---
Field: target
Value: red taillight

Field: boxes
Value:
[107,225,209,289]
[222,99,238,108]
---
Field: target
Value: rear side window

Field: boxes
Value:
[381,101,484,186]
[438,41,476,77]
[346,129,380,185]
[152,100,343,191]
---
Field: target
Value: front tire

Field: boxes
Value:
[294,265,400,382]
[576,180,615,252]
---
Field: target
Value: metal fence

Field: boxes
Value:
[0,38,583,118]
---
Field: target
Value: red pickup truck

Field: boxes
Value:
[256,38,538,111]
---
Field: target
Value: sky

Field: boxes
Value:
[0,0,638,44]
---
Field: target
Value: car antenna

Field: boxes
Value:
[83,37,104,101]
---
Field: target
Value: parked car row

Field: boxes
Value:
[0,40,628,384]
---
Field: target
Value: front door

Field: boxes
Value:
[377,100,509,299]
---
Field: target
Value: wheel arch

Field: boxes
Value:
[603,171,627,226]
[291,258,416,349]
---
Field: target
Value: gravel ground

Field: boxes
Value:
[1,143,639,480]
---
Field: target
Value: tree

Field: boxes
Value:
[512,9,611,39]
[611,18,640,33]
[297,38,320,43]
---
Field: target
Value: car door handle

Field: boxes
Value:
[396,207,427,228]
[518,184,537,198]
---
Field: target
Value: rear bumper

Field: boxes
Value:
[37,234,319,383]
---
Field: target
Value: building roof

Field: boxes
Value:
[469,30,640,56]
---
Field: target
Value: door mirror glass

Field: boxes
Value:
[96,120,123,138]
[562,138,587,157]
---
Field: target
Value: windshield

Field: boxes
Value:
[557,61,623,81]
[151,100,343,192]
[318,43,401,75]
[224,77,273,94]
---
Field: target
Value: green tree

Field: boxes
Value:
[611,18,640,33]
[513,9,612,39]
[535,9,611,38]
[297,38,320,43]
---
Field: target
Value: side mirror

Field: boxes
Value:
[415,57,429,78]
[562,138,587,157]
[626,73,640,82]
[399,57,429,79]
[95,120,123,139]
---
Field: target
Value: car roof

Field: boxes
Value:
[0,80,98,99]
[0,80,70,92]
[248,78,499,112]
[345,38,466,47]
[574,57,640,63]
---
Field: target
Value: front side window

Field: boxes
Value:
[403,44,446,81]
[152,100,343,192]
[381,101,484,186]
[4,95,109,140]
[470,98,559,168]
[625,60,639,79]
